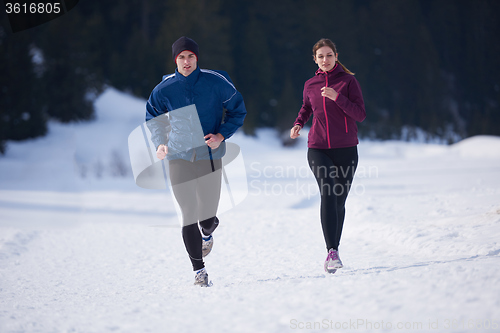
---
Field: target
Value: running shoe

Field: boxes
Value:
[324,249,343,274]
[202,234,213,258]
[194,268,212,287]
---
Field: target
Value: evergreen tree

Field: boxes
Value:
[0,16,47,153]
[238,9,275,132]
[276,72,301,136]
[2,0,500,154]
[154,0,232,79]
[36,9,103,122]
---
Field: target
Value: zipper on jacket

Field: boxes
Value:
[323,73,331,148]
[345,116,348,133]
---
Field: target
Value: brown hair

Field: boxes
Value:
[312,38,354,75]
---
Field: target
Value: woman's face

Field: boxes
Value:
[314,46,337,72]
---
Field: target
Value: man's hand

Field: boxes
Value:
[156,144,168,160]
[204,133,224,149]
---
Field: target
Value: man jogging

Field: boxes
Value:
[146,36,246,286]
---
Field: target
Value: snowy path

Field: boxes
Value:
[1,89,500,332]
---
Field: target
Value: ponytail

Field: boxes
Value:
[336,60,355,75]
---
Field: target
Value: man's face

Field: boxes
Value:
[176,50,197,77]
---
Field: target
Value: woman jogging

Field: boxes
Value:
[290,38,366,274]
[146,37,246,286]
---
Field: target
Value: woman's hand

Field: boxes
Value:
[156,144,168,160]
[321,86,339,101]
[290,124,302,139]
[204,133,224,149]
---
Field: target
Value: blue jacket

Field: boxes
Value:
[146,66,246,161]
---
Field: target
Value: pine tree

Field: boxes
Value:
[0,16,47,153]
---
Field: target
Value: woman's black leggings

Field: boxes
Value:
[307,146,358,251]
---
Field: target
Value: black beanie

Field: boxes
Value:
[172,36,199,62]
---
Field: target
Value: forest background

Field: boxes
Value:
[1,0,499,153]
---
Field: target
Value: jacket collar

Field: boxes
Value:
[175,66,201,85]
[315,63,342,76]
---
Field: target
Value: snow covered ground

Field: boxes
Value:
[1,88,500,333]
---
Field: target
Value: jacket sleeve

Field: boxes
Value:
[334,77,366,122]
[218,75,247,140]
[145,89,171,149]
[294,84,313,127]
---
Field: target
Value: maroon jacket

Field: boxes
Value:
[294,64,366,149]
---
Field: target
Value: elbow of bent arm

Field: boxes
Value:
[357,109,367,122]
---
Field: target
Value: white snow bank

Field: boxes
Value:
[450,135,500,159]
